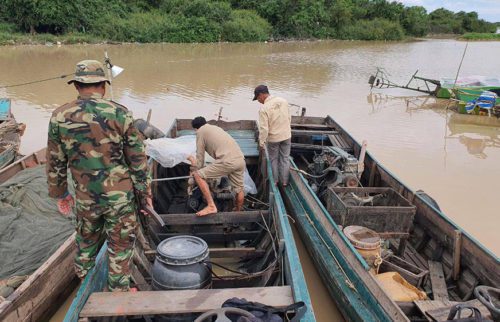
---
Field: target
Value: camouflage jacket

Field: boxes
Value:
[46,92,151,206]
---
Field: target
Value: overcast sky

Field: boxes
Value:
[397,0,500,22]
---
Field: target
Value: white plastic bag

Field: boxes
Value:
[145,135,196,168]
[145,135,257,194]
[243,168,257,195]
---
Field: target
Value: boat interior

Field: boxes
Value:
[287,115,499,321]
[74,119,306,321]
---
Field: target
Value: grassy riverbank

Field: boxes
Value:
[460,33,500,41]
[0,31,104,46]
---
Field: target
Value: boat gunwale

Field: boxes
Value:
[0,148,78,322]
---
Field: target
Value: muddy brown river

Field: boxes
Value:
[1,40,499,321]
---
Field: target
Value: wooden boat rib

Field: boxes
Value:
[65,119,315,321]
[0,148,79,322]
[282,115,499,321]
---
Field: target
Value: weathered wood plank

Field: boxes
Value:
[159,210,268,225]
[291,129,339,136]
[425,299,492,321]
[157,230,260,243]
[428,261,449,301]
[452,230,462,281]
[80,286,293,317]
[291,123,334,129]
[414,300,455,321]
[131,265,151,291]
[0,148,47,183]
[327,134,343,147]
[0,233,77,322]
[145,247,265,260]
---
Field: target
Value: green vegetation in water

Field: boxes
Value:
[0,0,497,44]
[460,33,500,41]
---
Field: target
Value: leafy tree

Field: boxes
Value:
[401,6,429,37]
[429,8,461,33]
[340,18,404,40]
[161,0,232,24]
[363,0,404,21]
[222,9,270,41]
[1,0,127,34]
[329,0,353,29]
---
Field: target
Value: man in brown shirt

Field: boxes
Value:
[187,117,245,216]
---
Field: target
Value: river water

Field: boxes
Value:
[1,40,499,321]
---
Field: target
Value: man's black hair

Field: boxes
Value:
[74,81,106,89]
[192,116,207,129]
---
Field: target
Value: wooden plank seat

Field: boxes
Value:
[291,129,339,136]
[159,210,269,226]
[144,247,266,260]
[428,261,449,301]
[291,142,353,153]
[413,299,493,322]
[80,286,293,317]
[291,123,334,129]
[157,230,261,243]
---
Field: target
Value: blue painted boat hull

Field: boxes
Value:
[64,119,315,321]
[282,115,499,321]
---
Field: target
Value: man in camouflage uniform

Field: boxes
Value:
[46,60,151,292]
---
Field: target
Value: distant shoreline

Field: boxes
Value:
[1,33,498,47]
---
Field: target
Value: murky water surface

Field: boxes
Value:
[1,40,499,321]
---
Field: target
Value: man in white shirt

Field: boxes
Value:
[253,85,292,187]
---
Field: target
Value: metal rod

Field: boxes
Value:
[151,175,192,182]
[104,51,114,101]
[447,42,469,110]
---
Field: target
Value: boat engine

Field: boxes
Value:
[307,146,361,192]
[187,176,234,212]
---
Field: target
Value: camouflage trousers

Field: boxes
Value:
[74,201,137,292]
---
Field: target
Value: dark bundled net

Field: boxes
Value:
[0,165,74,279]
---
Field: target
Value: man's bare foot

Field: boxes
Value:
[196,205,217,216]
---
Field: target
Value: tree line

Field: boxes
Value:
[0,0,497,43]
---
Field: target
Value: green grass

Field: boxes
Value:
[460,32,500,40]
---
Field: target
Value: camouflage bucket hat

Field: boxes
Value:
[67,60,110,85]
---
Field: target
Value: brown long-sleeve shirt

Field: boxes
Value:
[195,124,244,168]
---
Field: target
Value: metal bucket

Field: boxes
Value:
[344,225,382,274]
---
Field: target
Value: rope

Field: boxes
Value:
[0,73,74,89]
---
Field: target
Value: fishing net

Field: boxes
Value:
[0,165,74,280]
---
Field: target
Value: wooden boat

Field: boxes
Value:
[0,148,79,322]
[281,115,499,321]
[64,119,315,321]
[0,99,23,170]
